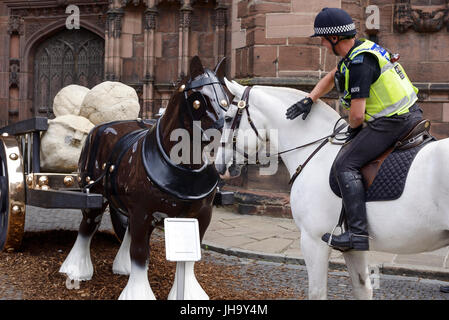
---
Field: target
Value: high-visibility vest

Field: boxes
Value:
[339,39,418,122]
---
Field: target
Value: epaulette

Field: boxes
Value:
[351,54,365,64]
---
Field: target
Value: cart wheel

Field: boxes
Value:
[110,206,128,242]
[0,135,25,252]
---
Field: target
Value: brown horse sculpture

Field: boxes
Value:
[59,56,229,299]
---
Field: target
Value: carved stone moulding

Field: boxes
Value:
[214,3,227,28]
[144,7,158,30]
[8,1,109,17]
[151,0,221,6]
[120,0,145,7]
[9,59,20,87]
[106,7,124,37]
[394,0,449,33]
[8,15,24,35]
[7,1,108,40]
[179,4,193,29]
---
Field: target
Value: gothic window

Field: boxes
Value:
[33,28,104,117]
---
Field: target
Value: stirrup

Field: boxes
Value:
[327,223,344,247]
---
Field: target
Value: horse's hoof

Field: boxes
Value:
[65,277,80,290]
[118,284,156,300]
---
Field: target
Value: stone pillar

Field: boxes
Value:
[113,8,124,80]
[105,9,115,80]
[7,15,24,122]
[105,7,124,81]
[143,5,158,118]
[214,2,227,65]
[178,1,192,78]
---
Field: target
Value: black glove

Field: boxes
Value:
[346,125,362,142]
[286,97,313,120]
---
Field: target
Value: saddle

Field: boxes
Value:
[330,119,436,202]
[141,119,219,201]
[361,119,433,190]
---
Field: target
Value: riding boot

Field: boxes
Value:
[322,171,369,251]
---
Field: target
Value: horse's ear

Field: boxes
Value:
[214,57,226,82]
[189,56,204,79]
[224,77,245,98]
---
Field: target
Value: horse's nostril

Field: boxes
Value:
[216,164,226,175]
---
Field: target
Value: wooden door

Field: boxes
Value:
[33,28,104,117]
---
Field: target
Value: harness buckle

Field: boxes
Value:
[237,100,246,109]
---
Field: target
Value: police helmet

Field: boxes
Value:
[311,7,357,38]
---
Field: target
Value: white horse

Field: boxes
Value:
[216,78,449,300]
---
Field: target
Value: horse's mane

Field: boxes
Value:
[255,85,339,115]
[254,86,316,109]
[257,85,308,100]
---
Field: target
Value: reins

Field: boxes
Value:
[276,118,347,157]
[287,121,346,185]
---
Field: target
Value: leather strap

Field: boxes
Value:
[289,123,347,185]
[141,119,219,200]
[184,77,222,91]
[105,129,149,213]
[288,137,330,185]
[80,119,153,187]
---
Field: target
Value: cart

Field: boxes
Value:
[0,117,105,252]
[0,117,234,252]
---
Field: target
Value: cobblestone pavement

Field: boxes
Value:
[23,206,113,233]
[203,251,449,300]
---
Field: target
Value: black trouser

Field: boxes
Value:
[333,104,423,175]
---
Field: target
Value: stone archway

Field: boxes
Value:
[33,28,104,117]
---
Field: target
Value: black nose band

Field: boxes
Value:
[212,117,224,130]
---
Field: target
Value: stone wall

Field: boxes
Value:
[234,0,342,81]
[0,0,107,124]
[370,0,449,139]
[1,0,448,218]
[104,0,232,117]
[233,0,449,140]
[225,0,449,218]
[0,0,232,123]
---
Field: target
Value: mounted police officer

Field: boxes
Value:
[286,7,423,251]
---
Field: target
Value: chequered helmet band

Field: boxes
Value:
[314,23,356,36]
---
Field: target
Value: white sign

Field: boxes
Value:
[164,218,201,262]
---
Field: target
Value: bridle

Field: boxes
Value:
[221,86,268,171]
[222,85,348,182]
[179,69,229,135]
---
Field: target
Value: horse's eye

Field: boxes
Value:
[225,116,232,122]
